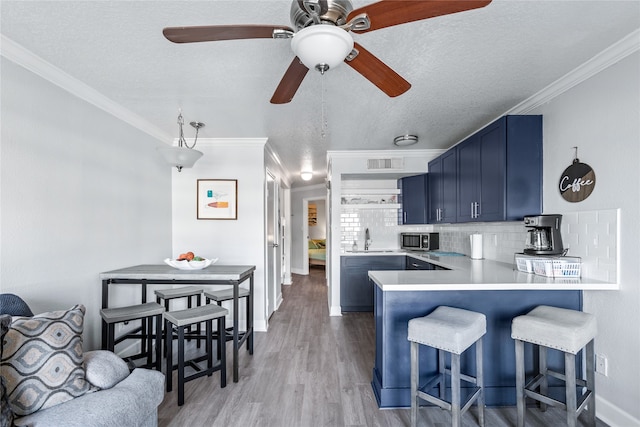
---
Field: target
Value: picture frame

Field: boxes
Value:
[197,179,238,220]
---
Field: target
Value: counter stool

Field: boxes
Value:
[164,304,228,406]
[408,306,486,427]
[100,302,164,371]
[155,286,204,353]
[511,305,597,427]
[204,287,250,355]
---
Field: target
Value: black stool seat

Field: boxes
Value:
[164,304,228,406]
[204,287,250,302]
[100,302,164,371]
[204,288,250,344]
[156,286,204,354]
[155,286,203,301]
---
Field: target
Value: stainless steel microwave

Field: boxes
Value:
[400,233,439,251]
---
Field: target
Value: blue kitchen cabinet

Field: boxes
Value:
[372,286,583,408]
[405,256,435,270]
[399,174,427,225]
[428,149,457,223]
[341,256,405,312]
[457,115,543,223]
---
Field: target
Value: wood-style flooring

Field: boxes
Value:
[157,267,606,427]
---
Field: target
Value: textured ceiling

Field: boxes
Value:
[2,0,639,187]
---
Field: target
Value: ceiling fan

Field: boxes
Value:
[163,0,491,104]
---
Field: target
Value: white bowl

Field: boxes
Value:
[164,258,218,270]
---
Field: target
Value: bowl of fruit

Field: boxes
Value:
[164,252,218,270]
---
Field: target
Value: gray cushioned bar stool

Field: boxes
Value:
[164,304,228,406]
[100,301,164,371]
[155,286,204,353]
[204,287,250,352]
[408,306,486,427]
[511,305,597,427]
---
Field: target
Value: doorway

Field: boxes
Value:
[303,197,327,275]
[266,171,281,320]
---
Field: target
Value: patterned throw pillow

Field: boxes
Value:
[0,305,96,416]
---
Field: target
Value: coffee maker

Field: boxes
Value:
[523,214,564,255]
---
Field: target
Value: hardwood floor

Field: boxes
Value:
[157,267,606,427]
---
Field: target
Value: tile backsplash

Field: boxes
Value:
[339,206,618,283]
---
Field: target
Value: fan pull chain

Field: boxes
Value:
[321,74,327,140]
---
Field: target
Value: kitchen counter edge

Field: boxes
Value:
[365,253,617,291]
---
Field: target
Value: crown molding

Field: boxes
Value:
[187,138,267,147]
[327,149,445,160]
[1,34,171,143]
[508,28,640,114]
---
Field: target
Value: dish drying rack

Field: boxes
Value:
[514,253,582,278]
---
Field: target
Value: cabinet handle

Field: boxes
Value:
[475,202,480,218]
[471,202,475,218]
[403,211,407,223]
[438,208,442,222]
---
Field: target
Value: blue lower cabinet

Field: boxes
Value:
[371,287,582,408]
[405,257,435,270]
[340,256,405,312]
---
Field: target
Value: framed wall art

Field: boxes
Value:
[197,179,238,220]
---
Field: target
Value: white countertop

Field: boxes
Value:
[365,252,618,291]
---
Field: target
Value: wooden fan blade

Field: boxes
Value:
[163,24,294,43]
[271,58,309,104]
[348,0,491,33]
[345,42,411,98]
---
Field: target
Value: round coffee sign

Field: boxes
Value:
[559,159,596,202]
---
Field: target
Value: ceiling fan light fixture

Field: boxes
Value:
[393,135,419,147]
[291,25,354,74]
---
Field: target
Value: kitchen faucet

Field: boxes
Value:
[365,228,371,251]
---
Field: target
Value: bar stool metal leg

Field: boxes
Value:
[585,339,596,426]
[565,352,577,427]
[438,348,446,400]
[515,339,525,427]
[452,352,461,427]
[476,338,485,427]
[539,344,548,412]
[410,341,419,427]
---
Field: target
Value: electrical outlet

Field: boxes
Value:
[595,354,608,376]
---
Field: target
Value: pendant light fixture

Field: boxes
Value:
[157,110,204,171]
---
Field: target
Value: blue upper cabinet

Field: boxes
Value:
[428,149,457,223]
[456,115,543,223]
[399,174,427,224]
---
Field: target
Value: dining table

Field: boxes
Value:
[99,264,256,383]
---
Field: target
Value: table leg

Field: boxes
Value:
[233,282,239,382]
[102,280,109,349]
[249,273,254,354]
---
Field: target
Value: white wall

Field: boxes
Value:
[530,52,640,425]
[170,139,271,331]
[0,58,172,349]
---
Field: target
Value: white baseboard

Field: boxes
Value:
[291,267,306,275]
[254,319,268,332]
[329,305,342,316]
[597,395,640,427]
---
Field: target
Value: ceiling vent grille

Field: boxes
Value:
[367,158,404,170]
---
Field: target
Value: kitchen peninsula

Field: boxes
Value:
[368,252,617,408]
